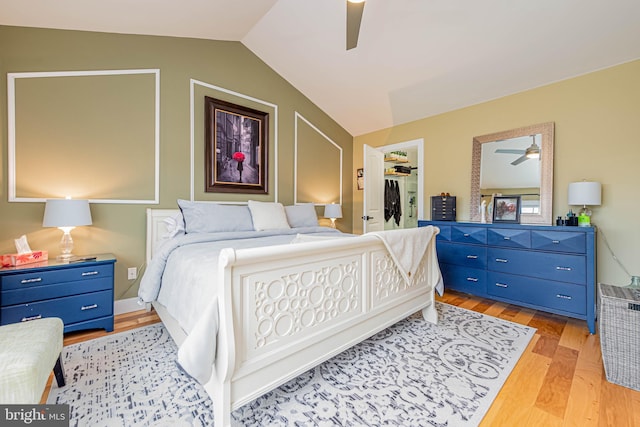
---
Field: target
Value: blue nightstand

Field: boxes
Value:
[0,254,116,333]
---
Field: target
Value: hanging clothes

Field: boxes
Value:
[384,179,402,225]
[393,180,402,226]
[384,179,391,222]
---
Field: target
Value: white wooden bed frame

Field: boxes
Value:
[146,208,439,426]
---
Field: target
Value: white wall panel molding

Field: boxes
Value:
[190,79,279,203]
[7,69,160,204]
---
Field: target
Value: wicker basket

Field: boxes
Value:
[598,283,640,391]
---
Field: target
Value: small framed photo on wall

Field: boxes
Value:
[492,195,521,223]
[356,168,364,190]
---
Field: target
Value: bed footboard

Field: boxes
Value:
[207,234,439,426]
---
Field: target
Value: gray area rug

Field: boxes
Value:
[48,302,535,426]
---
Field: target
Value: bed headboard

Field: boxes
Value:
[146,208,180,263]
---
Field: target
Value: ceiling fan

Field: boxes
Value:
[495,135,540,166]
[346,0,365,50]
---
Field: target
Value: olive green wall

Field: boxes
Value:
[353,59,640,287]
[0,26,353,301]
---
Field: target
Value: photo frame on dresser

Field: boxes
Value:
[492,195,521,223]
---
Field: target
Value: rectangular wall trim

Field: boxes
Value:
[7,69,160,204]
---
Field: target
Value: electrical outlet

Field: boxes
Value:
[127,267,137,280]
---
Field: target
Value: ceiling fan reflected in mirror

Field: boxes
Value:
[346,0,365,50]
[495,135,540,166]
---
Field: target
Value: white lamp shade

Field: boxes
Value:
[43,199,93,227]
[324,204,343,219]
[567,181,601,206]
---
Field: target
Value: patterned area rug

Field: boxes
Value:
[48,303,535,426]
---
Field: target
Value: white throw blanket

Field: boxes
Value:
[369,226,443,295]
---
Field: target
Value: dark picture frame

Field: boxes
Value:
[356,168,364,190]
[205,97,269,194]
[492,195,521,223]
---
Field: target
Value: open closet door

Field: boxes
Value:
[363,144,384,233]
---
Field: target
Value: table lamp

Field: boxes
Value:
[324,203,343,228]
[43,198,93,260]
[567,181,601,227]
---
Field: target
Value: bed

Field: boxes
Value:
[139,200,442,426]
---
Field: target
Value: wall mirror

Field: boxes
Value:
[470,122,554,225]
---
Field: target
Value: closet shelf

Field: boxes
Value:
[384,157,410,163]
[385,172,411,176]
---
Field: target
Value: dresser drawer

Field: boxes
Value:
[0,264,114,291]
[1,289,113,327]
[441,264,486,295]
[437,242,487,269]
[531,230,586,254]
[451,226,487,245]
[488,228,531,249]
[1,277,112,306]
[435,225,451,241]
[487,272,586,315]
[488,248,586,284]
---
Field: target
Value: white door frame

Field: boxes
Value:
[375,138,424,222]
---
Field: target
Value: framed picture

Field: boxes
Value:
[205,96,269,194]
[356,168,364,190]
[492,195,521,223]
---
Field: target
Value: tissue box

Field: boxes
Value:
[1,251,48,267]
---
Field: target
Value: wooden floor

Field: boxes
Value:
[43,292,640,426]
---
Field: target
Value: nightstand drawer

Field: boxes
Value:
[1,289,113,327]
[1,264,113,291]
[1,277,112,306]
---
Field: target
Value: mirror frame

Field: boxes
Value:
[470,122,554,225]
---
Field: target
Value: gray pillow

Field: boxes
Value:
[284,203,319,228]
[177,199,254,233]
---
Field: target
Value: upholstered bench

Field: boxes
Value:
[0,317,66,403]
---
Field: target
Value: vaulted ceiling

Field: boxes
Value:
[2,0,640,136]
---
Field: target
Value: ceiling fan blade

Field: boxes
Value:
[495,149,526,155]
[346,1,365,50]
[511,155,529,166]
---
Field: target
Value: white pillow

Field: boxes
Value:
[177,199,254,233]
[163,212,185,238]
[248,200,291,231]
[285,204,319,228]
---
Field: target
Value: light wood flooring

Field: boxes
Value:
[43,292,640,426]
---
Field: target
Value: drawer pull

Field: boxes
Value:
[81,271,99,276]
[556,294,572,300]
[495,258,508,263]
[556,266,572,271]
[466,255,478,259]
[466,277,478,282]
[463,233,470,237]
[552,240,560,244]
[21,315,42,322]
[503,236,511,240]
[81,304,98,311]
[495,283,509,288]
[20,277,42,284]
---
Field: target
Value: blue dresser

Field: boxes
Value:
[0,254,116,333]
[419,221,596,333]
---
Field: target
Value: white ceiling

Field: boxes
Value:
[2,0,640,136]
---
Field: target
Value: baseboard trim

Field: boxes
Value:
[114,297,146,315]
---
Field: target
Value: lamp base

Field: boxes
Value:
[578,206,592,227]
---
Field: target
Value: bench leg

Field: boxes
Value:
[53,354,66,387]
